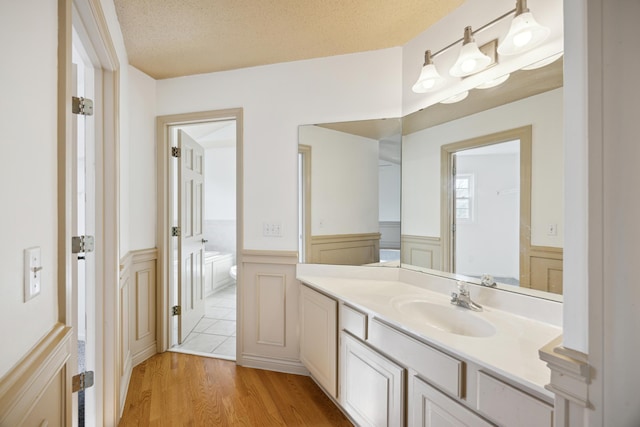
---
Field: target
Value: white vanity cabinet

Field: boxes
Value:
[299,285,338,398]
[297,280,554,427]
[409,375,494,427]
[340,332,404,427]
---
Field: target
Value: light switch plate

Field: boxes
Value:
[24,247,42,301]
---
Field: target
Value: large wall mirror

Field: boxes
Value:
[298,119,402,266]
[298,55,563,301]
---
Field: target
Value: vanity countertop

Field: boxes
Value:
[297,273,561,400]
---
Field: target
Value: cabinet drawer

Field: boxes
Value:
[340,304,367,340]
[476,372,553,427]
[368,318,463,398]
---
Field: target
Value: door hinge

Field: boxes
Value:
[72,96,94,116]
[171,226,181,237]
[171,147,181,158]
[452,224,456,233]
[72,371,95,393]
[172,305,181,316]
[72,235,95,254]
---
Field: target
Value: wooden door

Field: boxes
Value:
[178,130,206,343]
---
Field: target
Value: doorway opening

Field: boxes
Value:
[441,126,532,287]
[162,116,241,361]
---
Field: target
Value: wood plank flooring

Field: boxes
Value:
[119,352,353,426]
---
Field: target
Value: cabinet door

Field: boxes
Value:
[409,375,494,427]
[340,332,404,427]
[300,285,338,398]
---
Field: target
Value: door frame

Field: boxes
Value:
[440,126,532,284]
[59,0,120,424]
[298,144,312,263]
[156,109,244,357]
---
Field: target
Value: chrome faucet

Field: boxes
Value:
[450,281,483,312]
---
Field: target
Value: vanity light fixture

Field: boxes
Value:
[475,73,511,89]
[497,0,550,56]
[411,0,552,95]
[412,50,443,93]
[440,91,469,104]
[449,27,493,77]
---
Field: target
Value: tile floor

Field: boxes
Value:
[173,283,237,360]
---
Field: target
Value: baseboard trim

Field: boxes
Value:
[239,354,309,376]
[0,323,72,426]
[132,342,158,367]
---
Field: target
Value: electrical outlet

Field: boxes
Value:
[547,223,558,236]
[263,222,283,237]
[24,247,42,301]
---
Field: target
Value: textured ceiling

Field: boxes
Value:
[114,0,464,79]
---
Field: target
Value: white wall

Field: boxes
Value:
[128,66,157,251]
[402,88,563,248]
[299,125,379,236]
[379,162,401,221]
[455,153,519,279]
[0,0,59,378]
[156,48,403,251]
[204,146,236,220]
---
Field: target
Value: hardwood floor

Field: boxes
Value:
[119,352,353,426]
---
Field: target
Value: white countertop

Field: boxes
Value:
[297,272,561,400]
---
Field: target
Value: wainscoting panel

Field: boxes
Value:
[525,246,563,294]
[401,235,442,270]
[256,273,287,346]
[379,221,401,249]
[240,250,306,374]
[0,324,72,426]
[309,233,381,265]
[119,248,158,410]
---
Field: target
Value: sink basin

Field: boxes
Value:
[391,299,496,337]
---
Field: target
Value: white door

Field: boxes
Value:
[178,130,206,343]
[72,45,97,427]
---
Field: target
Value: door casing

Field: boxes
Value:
[156,109,244,359]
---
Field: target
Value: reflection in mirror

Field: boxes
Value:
[298,119,401,266]
[402,56,563,299]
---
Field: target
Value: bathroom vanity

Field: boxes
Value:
[297,264,561,427]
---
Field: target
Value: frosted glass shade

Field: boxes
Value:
[498,11,550,56]
[412,63,443,93]
[475,73,510,89]
[450,42,492,77]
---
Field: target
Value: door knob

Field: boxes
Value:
[201,239,208,243]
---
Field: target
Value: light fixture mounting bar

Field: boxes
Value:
[430,7,516,59]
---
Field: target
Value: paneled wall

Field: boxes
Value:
[308,233,381,265]
[240,251,306,374]
[118,248,158,409]
[0,325,72,426]
[401,235,442,270]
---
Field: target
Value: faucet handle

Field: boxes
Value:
[456,281,469,295]
[481,274,497,287]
